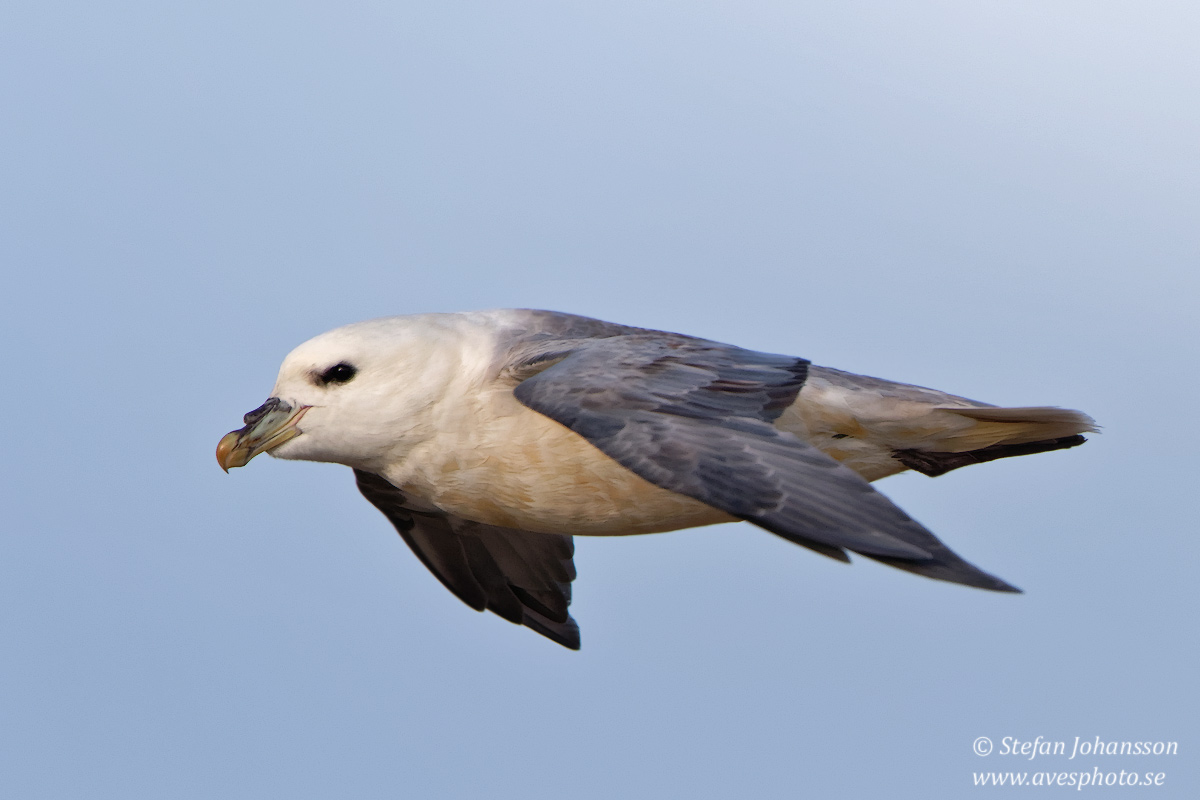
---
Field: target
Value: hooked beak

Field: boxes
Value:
[216,398,311,472]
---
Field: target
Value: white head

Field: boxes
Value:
[216,314,493,474]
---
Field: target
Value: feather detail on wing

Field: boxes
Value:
[354,469,581,649]
[511,336,1019,592]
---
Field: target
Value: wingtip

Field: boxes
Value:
[859,551,1024,594]
[522,610,582,650]
[966,565,1023,594]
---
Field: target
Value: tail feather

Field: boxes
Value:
[894,434,1088,478]
[884,406,1095,477]
[942,406,1097,443]
[904,405,1097,453]
[792,368,1096,480]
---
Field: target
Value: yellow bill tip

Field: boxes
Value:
[216,429,247,472]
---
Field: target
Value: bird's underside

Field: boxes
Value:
[218,309,1097,650]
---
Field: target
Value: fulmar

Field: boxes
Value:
[216,310,1096,649]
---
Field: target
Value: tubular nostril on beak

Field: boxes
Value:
[243,397,292,426]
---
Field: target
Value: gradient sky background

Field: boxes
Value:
[2,2,1197,797]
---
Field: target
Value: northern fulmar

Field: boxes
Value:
[217,310,1096,649]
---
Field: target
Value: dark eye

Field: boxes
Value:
[318,362,357,385]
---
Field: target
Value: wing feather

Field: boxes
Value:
[354,469,581,649]
[512,336,1018,592]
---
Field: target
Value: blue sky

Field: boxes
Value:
[2,2,1196,797]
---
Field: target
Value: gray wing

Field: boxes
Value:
[354,469,580,649]
[511,336,1019,592]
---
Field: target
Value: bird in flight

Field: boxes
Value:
[217,310,1095,649]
